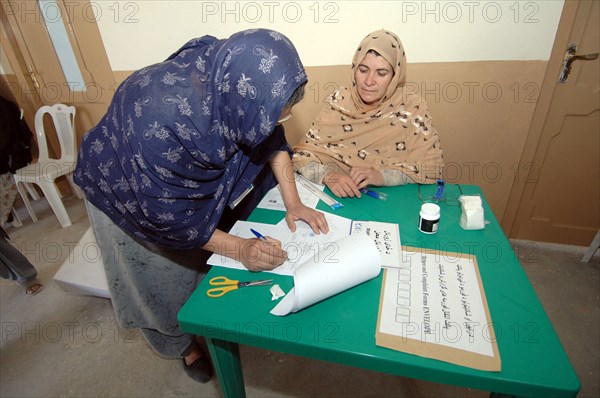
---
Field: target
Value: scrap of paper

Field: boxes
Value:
[270,284,285,301]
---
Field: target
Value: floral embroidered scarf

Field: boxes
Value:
[75,29,307,248]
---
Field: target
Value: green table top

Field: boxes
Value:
[178,184,580,397]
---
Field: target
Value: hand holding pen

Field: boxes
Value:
[250,228,268,241]
[240,229,287,272]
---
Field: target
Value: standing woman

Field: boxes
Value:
[293,29,444,198]
[75,29,327,383]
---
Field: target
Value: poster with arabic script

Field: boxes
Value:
[376,247,501,371]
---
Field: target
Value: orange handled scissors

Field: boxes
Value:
[206,276,273,298]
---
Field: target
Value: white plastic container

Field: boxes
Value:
[418,203,440,234]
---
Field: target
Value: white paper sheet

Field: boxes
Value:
[256,176,323,211]
[207,212,353,276]
[256,186,287,211]
[378,249,494,357]
[351,221,402,268]
[271,234,382,316]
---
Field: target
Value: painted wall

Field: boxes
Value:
[92,0,564,70]
[92,1,566,223]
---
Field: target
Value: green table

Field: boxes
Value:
[178,184,580,397]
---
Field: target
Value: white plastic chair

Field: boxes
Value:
[13,104,83,228]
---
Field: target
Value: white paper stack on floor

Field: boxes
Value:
[53,227,110,298]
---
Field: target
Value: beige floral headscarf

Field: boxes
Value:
[293,30,443,184]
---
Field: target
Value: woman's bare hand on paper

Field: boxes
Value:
[284,202,329,234]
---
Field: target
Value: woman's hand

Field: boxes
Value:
[284,202,329,234]
[239,237,288,272]
[267,151,329,234]
[349,167,384,189]
[203,229,287,272]
[323,171,362,198]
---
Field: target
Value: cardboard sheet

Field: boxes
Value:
[376,247,501,371]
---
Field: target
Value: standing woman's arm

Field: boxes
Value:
[269,150,329,234]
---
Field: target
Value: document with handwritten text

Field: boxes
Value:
[207,211,352,276]
[351,221,401,268]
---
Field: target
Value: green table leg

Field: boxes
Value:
[206,338,246,398]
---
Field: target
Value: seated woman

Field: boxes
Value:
[293,29,444,198]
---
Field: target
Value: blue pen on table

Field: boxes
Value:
[360,188,388,201]
[250,228,268,241]
[434,179,445,202]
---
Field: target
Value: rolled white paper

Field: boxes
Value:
[270,234,382,316]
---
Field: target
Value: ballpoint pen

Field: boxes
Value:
[250,228,268,241]
[360,188,388,201]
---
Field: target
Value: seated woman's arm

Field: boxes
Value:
[296,160,363,198]
[295,160,329,184]
[380,168,414,185]
[296,161,413,197]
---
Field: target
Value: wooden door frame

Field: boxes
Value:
[2,0,114,196]
[1,0,114,126]
[501,0,580,236]
[1,17,40,135]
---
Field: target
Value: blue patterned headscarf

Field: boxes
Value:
[75,29,307,248]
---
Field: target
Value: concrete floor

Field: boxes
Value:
[1,196,598,397]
